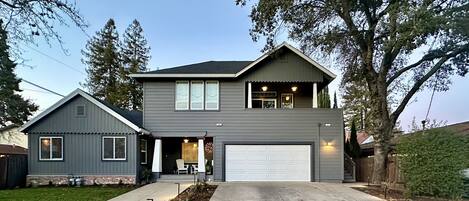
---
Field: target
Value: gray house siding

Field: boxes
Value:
[27,96,135,134]
[240,51,325,82]
[143,80,344,182]
[26,96,137,176]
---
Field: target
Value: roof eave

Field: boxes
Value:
[129,73,237,78]
[20,89,142,133]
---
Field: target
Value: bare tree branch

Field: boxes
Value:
[390,44,469,123]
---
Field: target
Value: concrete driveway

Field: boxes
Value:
[210,182,383,201]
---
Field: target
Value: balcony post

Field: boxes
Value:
[247,82,252,108]
[313,82,318,108]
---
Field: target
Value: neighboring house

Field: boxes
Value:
[360,121,469,157]
[20,42,345,184]
[0,125,27,149]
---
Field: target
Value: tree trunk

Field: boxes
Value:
[371,134,390,184]
[367,75,394,184]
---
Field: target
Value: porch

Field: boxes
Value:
[141,136,213,182]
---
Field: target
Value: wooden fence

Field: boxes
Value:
[356,154,405,190]
[0,154,27,189]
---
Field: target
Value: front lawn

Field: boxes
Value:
[0,186,135,201]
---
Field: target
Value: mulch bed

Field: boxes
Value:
[171,183,217,201]
[352,186,464,201]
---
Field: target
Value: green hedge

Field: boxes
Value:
[397,129,469,199]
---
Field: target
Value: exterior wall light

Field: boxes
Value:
[183,138,189,143]
[324,139,334,146]
[291,86,298,92]
[261,86,268,91]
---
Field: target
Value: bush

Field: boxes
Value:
[397,129,469,199]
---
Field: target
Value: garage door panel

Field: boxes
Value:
[225,145,311,181]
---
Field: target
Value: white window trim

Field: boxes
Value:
[175,81,190,110]
[253,98,277,109]
[281,93,294,109]
[205,81,219,110]
[39,136,63,161]
[190,80,205,110]
[140,139,147,164]
[102,136,127,161]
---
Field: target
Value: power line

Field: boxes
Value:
[24,45,86,75]
[21,79,65,97]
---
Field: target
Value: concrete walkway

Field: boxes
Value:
[109,182,192,201]
[210,182,383,201]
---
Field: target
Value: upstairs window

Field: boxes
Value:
[190,81,204,110]
[76,105,86,117]
[39,136,63,161]
[175,81,189,110]
[205,81,219,110]
[175,80,219,111]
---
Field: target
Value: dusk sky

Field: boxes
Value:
[16,0,469,131]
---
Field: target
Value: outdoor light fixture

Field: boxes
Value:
[324,139,333,146]
[183,138,189,143]
[261,86,268,91]
[285,96,290,101]
[291,86,298,92]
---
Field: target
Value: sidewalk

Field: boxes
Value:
[109,182,192,201]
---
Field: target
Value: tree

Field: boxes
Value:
[237,0,469,184]
[349,120,361,158]
[317,85,331,108]
[82,19,127,108]
[342,79,371,130]
[121,20,150,110]
[332,92,338,109]
[0,20,38,127]
[0,0,87,52]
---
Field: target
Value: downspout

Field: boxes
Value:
[317,123,321,182]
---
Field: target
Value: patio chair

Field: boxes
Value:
[176,159,189,174]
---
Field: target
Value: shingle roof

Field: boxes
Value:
[143,61,252,74]
[94,98,143,128]
[0,144,27,155]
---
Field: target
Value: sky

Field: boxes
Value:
[15,0,469,132]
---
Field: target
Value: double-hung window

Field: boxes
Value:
[140,139,147,164]
[175,80,219,110]
[39,136,63,161]
[175,81,190,110]
[205,81,219,110]
[102,136,126,160]
[190,81,204,110]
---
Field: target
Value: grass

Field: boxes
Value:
[0,186,135,201]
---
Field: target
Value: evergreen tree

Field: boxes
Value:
[349,120,361,158]
[0,20,38,127]
[342,80,371,130]
[121,20,150,110]
[333,92,338,109]
[82,19,127,108]
[317,86,331,108]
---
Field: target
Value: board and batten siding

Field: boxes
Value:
[26,96,137,176]
[143,80,344,182]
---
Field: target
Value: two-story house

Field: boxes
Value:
[20,43,345,185]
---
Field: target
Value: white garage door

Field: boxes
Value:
[225,145,311,181]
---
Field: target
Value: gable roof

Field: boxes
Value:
[19,89,147,133]
[130,42,336,79]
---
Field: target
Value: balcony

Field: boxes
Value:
[245,81,325,109]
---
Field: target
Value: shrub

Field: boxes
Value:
[397,129,469,199]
